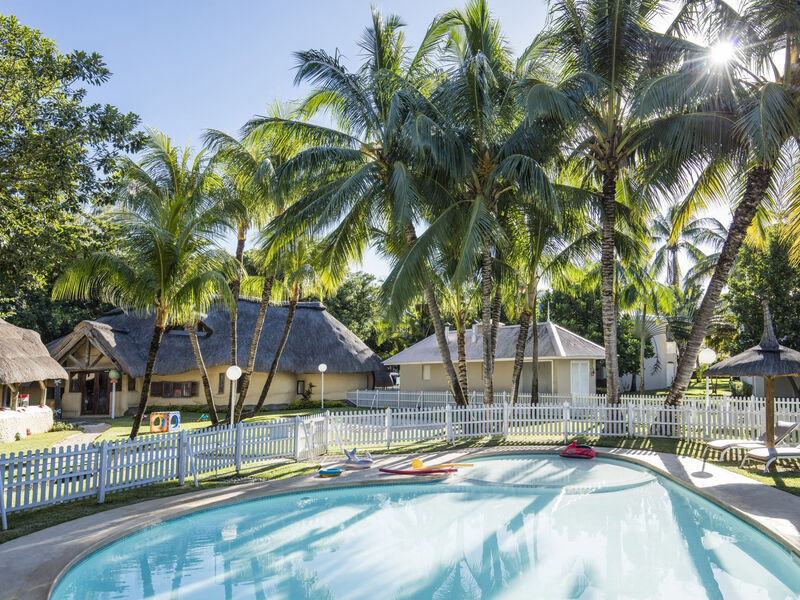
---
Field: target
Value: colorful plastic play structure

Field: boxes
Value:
[149,411,181,433]
[560,441,596,459]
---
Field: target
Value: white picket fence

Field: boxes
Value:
[348,389,800,412]
[3,399,800,529]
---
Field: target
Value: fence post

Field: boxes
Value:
[562,401,570,443]
[294,416,302,461]
[627,404,634,438]
[177,429,187,486]
[385,407,392,448]
[97,441,108,504]
[502,402,509,437]
[235,421,244,473]
[355,389,360,407]
[0,461,7,531]
[324,410,331,453]
[446,404,453,444]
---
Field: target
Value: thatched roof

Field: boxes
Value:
[0,319,68,385]
[384,321,604,365]
[48,301,391,385]
[705,303,800,378]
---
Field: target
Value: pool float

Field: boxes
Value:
[411,458,474,470]
[560,441,596,459]
[344,447,374,469]
[379,467,457,475]
[318,468,343,478]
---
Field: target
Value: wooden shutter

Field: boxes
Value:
[150,381,163,397]
[190,382,199,397]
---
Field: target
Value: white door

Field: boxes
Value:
[570,360,590,396]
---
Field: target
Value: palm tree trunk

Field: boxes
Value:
[234,273,275,421]
[531,297,539,404]
[404,226,467,405]
[229,223,248,367]
[130,321,165,439]
[424,283,467,405]
[666,165,773,405]
[189,324,219,425]
[456,310,468,399]
[639,305,647,394]
[600,169,621,404]
[510,308,531,405]
[244,285,298,417]
[490,284,502,359]
[480,247,494,404]
[669,247,680,288]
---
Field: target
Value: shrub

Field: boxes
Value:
[729,378,754,397]
[49,422,78,432]
[284,398,347,410]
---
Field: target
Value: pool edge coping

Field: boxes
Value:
[0,448,792,599]
[462,448,800,560]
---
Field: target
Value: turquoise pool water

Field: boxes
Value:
[51,456,800,599]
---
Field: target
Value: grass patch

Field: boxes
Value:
[0,430,79,456]
[0,460,319,545]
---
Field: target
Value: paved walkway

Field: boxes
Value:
[49,424,110,452]
[1,448,798,600]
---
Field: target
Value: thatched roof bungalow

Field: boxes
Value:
[48,301,391,418]
[0,318,67,410]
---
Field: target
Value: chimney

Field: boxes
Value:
[445,325,450,338]
[471,322,478,343]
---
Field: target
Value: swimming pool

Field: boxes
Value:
[51,455,800,599]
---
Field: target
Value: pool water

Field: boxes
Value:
[51,456,800,599]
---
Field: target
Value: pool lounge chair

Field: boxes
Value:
[740,446,800,472]
[702,421,797,461]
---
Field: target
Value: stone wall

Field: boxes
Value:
[0,406,54,444]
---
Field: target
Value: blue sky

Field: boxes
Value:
[5,1,550,278]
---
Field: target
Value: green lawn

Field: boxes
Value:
[644,378,732,397]
[0,430,79,456]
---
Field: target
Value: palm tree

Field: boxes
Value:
[249,8,470,405]
[618,261,673,394]
[663,0,800,404]
[651,206,710,288]
[242,239,327,418]
[428,0,557,405]
[526,0,710,403]
[53,131,235,437]
[206,105,306,422]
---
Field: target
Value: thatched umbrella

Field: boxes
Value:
[705,301,800,447]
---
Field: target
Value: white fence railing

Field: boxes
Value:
[348,389,800,412]
[3,399,800,529]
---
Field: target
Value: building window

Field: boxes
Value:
[69,373,84,393]
[296,380,305,395]
[218,373,225,394]
[422,364,431,380]
[150,381,199,398]
[128,376,136,392]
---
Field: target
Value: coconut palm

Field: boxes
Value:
[525,0,715,403]
[428,0,557,404]
[242,239,328,418]
[651,206,710,288]
[247,9,471,405]
[618,261,673,394]
[662,0,800,404]
[204,109,299,421]
[53,131,236,437]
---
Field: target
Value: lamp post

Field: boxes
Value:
[698,348,717,400]
[318,363,327,410]
[109,369,120,420]
[226,365,242,425]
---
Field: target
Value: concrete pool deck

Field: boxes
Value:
[1,447,799,600]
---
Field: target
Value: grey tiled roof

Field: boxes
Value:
[384,322,604,365]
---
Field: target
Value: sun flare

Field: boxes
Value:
[709,39,736,65]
